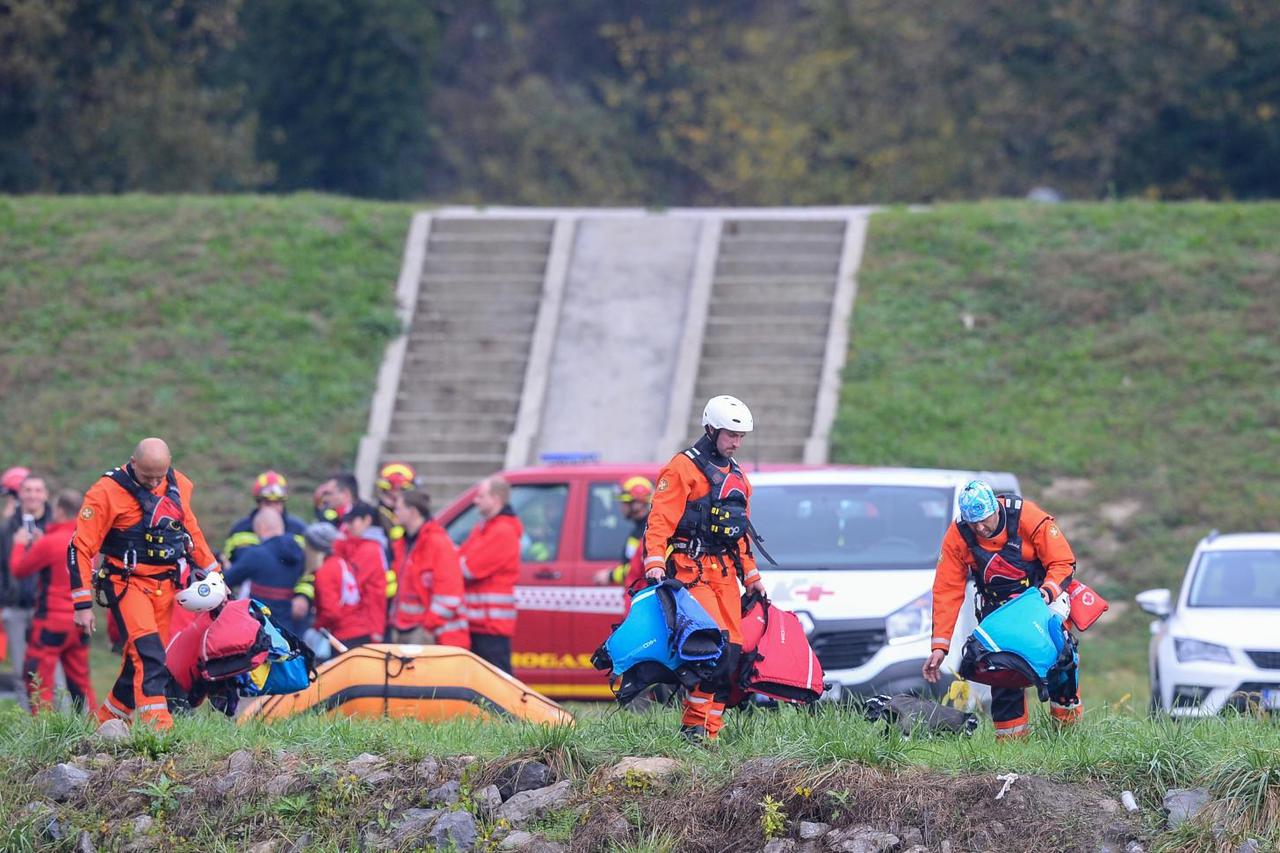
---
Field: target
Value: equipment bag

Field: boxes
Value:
[1065,579,1109,631]
[238,602,317,697]
[863,693,979,737]
[591,579,724,705]
[730,593,825,706]
[959,590,1069,700]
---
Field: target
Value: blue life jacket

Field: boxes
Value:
[959,589,1074,700]
[592,580,725,704]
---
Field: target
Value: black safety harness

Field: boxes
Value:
[92,466,191,611]
[668,435,776,582]
[956,494,1046,616]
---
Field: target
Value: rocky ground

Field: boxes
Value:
[17,739,1156,852]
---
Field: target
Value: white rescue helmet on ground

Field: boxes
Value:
[702,395,754,433]
[177,571,228,613]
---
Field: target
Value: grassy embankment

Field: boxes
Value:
[1,195,413,699]
[834,202,1280,707]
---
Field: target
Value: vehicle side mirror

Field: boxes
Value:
[1135,588,1172,618]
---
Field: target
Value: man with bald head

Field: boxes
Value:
[69,437,219,729]
[223,506,306,635]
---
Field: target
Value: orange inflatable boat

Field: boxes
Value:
[237,644,573,726]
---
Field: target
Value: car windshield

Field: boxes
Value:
[749,483,953,570]
[1188,549,1280,608]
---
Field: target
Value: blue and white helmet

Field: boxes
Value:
[958,480,999,523]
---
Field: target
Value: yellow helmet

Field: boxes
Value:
[377,462,418,492]
[617,475,654,504]
[252,470,288,501]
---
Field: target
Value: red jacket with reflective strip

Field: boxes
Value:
[458,508,522,637]
[9,520,76,625]
[391,520,466,638]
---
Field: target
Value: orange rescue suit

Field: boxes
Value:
[644,441,761,737]
[70,466,217,729]
[930,495,1075,654]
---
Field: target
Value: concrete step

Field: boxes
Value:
[382,434,507,457]
[418,283,542,303]
[389,413,516,438]
[399,378,523,399]
[418,294,542,314]
[717,238,844,257]
[417,314,537,335]
[712,298,832,319]
[403,350,528,371]
[400,369,527,391]
[380,452,506,477]
[701,337,826,359]
[699,361,823,382]
[427,237,551,257]
[423,256,548,276]
[704,316,831,335]
[711,278,836,301]
[396,392,521,416]
[716,256,840,277]
[416,476,478,504]
[420,273,545,287]
[722,219,846,237]
[405,341,532,363]
[431,218,555,238]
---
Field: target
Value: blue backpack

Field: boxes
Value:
[237,600,316,697]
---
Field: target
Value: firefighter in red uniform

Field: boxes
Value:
[923,480,1081,739]
[70,438,220,730]
[333,503,388,643]
[459,475,522,674]
[593,476,654,594]
[9,489,96,713]
[644,395,767,741]
[390,490,468,647]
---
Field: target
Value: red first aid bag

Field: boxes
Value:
[1066,579,1109,631]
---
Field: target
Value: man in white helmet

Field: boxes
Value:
[643,394,766,741]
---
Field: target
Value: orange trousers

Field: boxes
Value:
[675,558,742,738]
[95,572,176,729]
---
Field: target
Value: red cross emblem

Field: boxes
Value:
[794,585,835,602]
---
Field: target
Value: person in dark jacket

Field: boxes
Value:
[1,472,51,712]
[222,470,308,565]
[223,510,306,636]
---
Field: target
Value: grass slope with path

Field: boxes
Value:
[834,201,1280,706]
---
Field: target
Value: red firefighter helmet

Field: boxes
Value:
[617,475,654,504]
[2,466,30,495]
[252,470,289,502]
[377,462,417,492]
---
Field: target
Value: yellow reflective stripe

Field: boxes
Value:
[223,530,260,557]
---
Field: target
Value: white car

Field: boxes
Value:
[748,466,1019,700]
[1137,532,1280,716]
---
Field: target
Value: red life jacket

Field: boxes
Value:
[730,595,825,706]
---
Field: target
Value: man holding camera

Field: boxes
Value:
[1,470,50,711]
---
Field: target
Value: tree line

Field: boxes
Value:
[2,0,1277,202]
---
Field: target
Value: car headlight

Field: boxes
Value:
[886,592,932,645]
[794,610,815,637]
[1174,637,1234,664]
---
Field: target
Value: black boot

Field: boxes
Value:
[679,723,707,743]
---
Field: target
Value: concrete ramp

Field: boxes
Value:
[533,217,705,461]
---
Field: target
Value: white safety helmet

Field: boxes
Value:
[702,395,754,433]
[176,572,229,613]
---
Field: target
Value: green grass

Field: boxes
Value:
[835,201,1280,704]
[0,193,412,531]
[1,704,1278,851]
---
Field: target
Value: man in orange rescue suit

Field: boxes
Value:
[69,437,221,730]
[459,475,522,674]
[644,395,766,741]
[923,480,1081,739]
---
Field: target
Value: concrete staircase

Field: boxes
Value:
[378,217,554,504]
[688,219,848,462]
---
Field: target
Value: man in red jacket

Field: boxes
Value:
[9,489,96,713]
[459,476,521,673]
[391,491,467,647]
[333,503,388,643]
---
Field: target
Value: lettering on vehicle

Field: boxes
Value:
[511,653,597,670]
